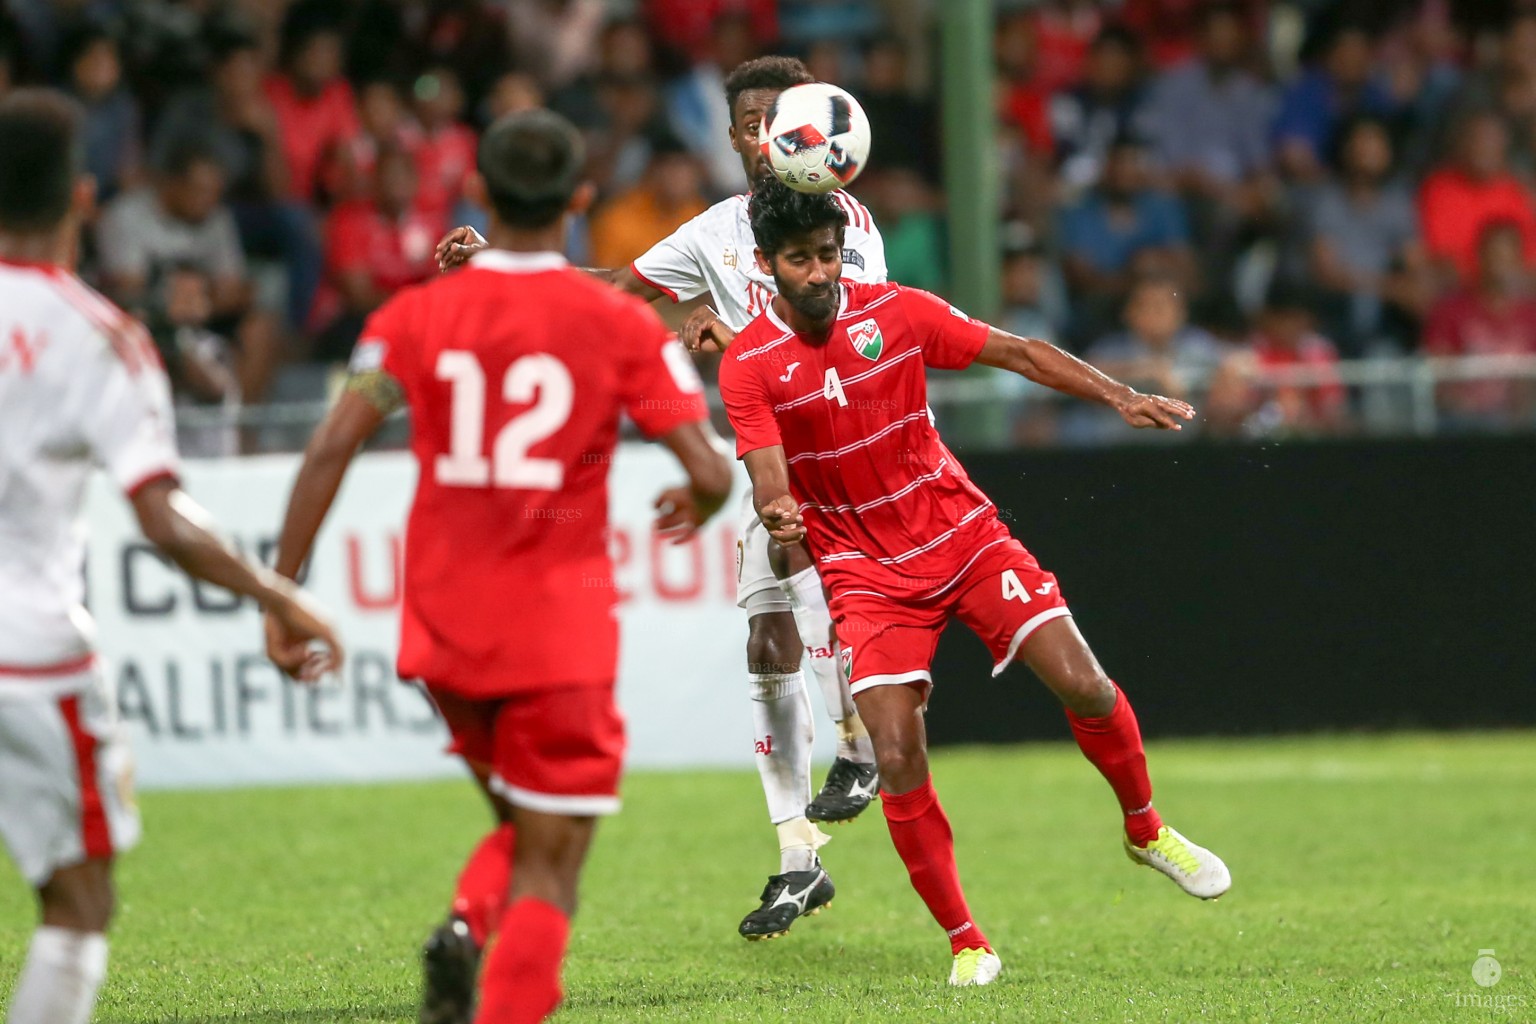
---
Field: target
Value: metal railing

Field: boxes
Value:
[170,354,1536,455]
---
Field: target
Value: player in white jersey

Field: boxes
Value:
[436,58,884,940]
[0,90,343,1024]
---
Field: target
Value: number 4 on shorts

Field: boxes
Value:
[1001,569,1032,604]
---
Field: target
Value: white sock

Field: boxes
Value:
[749,670,815,827]
[785,567,875,764]
[7,926,108,1024]
[776,817,831,874]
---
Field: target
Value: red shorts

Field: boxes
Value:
[427,682,625,816]
[830,536,1071,697]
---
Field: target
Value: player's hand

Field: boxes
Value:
[653,485,707,543]
[435,225,488,272]
[263,582,345,683]
[759,495,805,545]
[679,306,737,354]
[1116,392,1196,431]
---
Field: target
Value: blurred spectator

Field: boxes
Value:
[1243,280,1348,434]
[1059,135,1194,342]
[318,146,443,360]
[1000,240,1068,343]
[586,74,673,197]
[507,0,604,93]
[144,263,241,457]
[645,0,777,63]
[343,79,419,200]
[861,168,946,294]
[63,24,142,203]
[1423,221,1536,427]
[860,34,939,184]
[6,0,120,79]
[1071,275,1229,441]
[589,137,708,269]
[1119,0,1267,71]
[1143,4,1276,220]
[996,11,1053,157]
[666,14,761,195]
[153,33,321,334]
[97,143,281,404]
[1029,0,1102,94]
[1051,26,1154,192]
[552,19,655,130]
[1418,110,1536,284]
[263,7,359,205]
[804,39,846,88]
[1307,116,1429,355]
[412,66,478,223]
[483,71,546,125]
[1087,276,1226,399]
[414,0,513,114]
[1273,25,1401,181]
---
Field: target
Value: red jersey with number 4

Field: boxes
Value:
[355,249,708,695]
[718,281,999,601]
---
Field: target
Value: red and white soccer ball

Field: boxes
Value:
[762,82,872,194]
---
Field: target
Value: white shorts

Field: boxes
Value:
[0,659,140,887]
[734,490,791,615]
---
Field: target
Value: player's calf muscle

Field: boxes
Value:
[746,612,802,674]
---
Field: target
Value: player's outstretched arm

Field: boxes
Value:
[130,478,343,681]
[742,446,805,545]
[264,386,389,676]
[975,328,1197,430]
[653,420,734,541]
[432,224,669,301]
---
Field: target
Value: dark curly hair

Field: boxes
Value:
[478,109,585,229]
[724,56,813,121]
[748,176,845,257]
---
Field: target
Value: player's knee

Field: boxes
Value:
[1056,665,1116,717]
[871,742,927,793]
[746,613,802,675]
[40,864,114,932]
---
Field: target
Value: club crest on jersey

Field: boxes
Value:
[848,318,883,361]
[839,645,853,681]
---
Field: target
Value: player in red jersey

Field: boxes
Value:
[265,111,733,1024]
[719,180,1232,986]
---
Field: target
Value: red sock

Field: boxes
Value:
[474,897,569,1024]
[880,776,990,954]
[452,824,514,947]
[1065,684,1164,846]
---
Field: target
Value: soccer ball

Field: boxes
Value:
[762,82,871,194]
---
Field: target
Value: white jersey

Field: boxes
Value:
[630,189,887,331]
[0,260,179,676]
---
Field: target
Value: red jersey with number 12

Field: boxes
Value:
[718,281,1000,602]
[355,250,708,695]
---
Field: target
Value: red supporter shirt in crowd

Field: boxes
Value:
[719,281,1001,602]
[325,200,445,296]
[413,123,478,220]
[1250,331,1345,424]
[263,74,361,202]
[1423,290,1536,415]
[354,250,708,695]
[1417,169,1536,281]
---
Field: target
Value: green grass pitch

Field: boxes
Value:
[2,732,1531,1023]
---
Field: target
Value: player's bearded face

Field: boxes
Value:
[772,228,843,323]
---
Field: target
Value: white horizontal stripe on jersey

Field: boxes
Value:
[775,346,922,412]
[733,330,795,361]
[836,289,899,321]
[786,411,929,464]
[817,500,995,566]
[801,459,948,515]
[835,538,1010,605]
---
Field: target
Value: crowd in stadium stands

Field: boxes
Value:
[3,0,1534,445]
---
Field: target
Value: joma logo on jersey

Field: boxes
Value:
[848,318,883,361]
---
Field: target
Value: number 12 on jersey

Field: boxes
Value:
[435,349,574,489]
